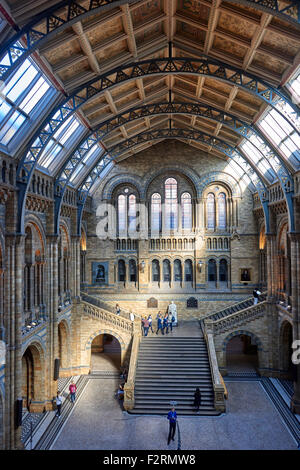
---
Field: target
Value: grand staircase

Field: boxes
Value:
[129,335,221,416]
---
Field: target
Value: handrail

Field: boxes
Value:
[81,300,134,334]
[200,290,267,323]
[80,291,141,319]
[203,319,226,412]
[213,300,267,335]
[123,319,142,410]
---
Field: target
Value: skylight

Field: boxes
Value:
[0,58,50,145]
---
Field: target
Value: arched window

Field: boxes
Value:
[165,178,177,230]
[151,193,161,232]
[129,259,136,282]
[218,193,226,229]
[152,260,160,282]
[181,192,192,229]
[118,195,126,232]
[185,260,193,282]
[207,193,215,229]
[219,259,228,282]
[118,260,126,282]
[174,259,182,282]
[208,259,217,282]
[128,195,136,232]
[163,259,171,282]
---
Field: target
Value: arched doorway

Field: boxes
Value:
[280,321,295,379]
[226,334,258,373]
[22,344,44,410]
[90,334,121,373]
[58,321,69,371]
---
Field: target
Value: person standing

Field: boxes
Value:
[156,312,164,335]
[167,407,177,445]
[168,311,174,333]
[69,381,77,404]
[115,304,121,315]
[253,288,261,305]
[55,392,63,417]
[162,314,169,335]
[193,387,201,411]
[143,317,150,336]
[148,315,154,334]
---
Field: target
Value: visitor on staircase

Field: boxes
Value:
[162,314,169,335]
[156,313,164,335]
[115,304,121,315]
[253,288,261,305]
[168,312,174,332]
[148,315,154,334]
[143,317,150,337]
[193,387,202,412]
[55,392,63,418]
[69,382,77,404]
[167,407,177,445]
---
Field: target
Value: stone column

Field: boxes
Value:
[289,233,300,413]
[266,234,276,299]
[71,236,80,301]
[5,234,24,449]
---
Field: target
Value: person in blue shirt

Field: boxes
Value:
[167,407,177,445]
[162,314,169,334]
[156,312,164,335]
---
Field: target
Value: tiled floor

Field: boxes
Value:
[51,378,297,450]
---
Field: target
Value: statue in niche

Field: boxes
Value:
[168,301,178,325]
[95,264,105,283]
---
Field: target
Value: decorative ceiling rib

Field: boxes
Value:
[0,0,299,234]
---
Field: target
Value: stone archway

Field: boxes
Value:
[280,321,294,379]
[22,343,45,411]
[58,320,70,371]
[223,331,261,374]
[90,333,121,373]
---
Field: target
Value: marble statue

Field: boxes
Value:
[168,300,178,325]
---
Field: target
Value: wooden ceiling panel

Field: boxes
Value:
[212,36,247,60]
[131,0,163,26]
[95,39,128,62]
[261,30,299,59]
[135,23,162,45]
[85,17,124,46]
[251,51,289,76]
[177,0,211,22]
[217,11,257,40]
[176,21,206,44]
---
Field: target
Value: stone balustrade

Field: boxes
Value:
[203,319,226,412]
[123,319,142,410]
[212,301,267,335]
[81,300,134,334]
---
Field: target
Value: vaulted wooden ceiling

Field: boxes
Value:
[3,0,300,163]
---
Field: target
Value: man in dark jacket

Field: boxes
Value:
[167,407,177,445]
[193,387,201,411]
[156,312,164,335]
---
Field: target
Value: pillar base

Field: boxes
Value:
[290,396,300,414]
